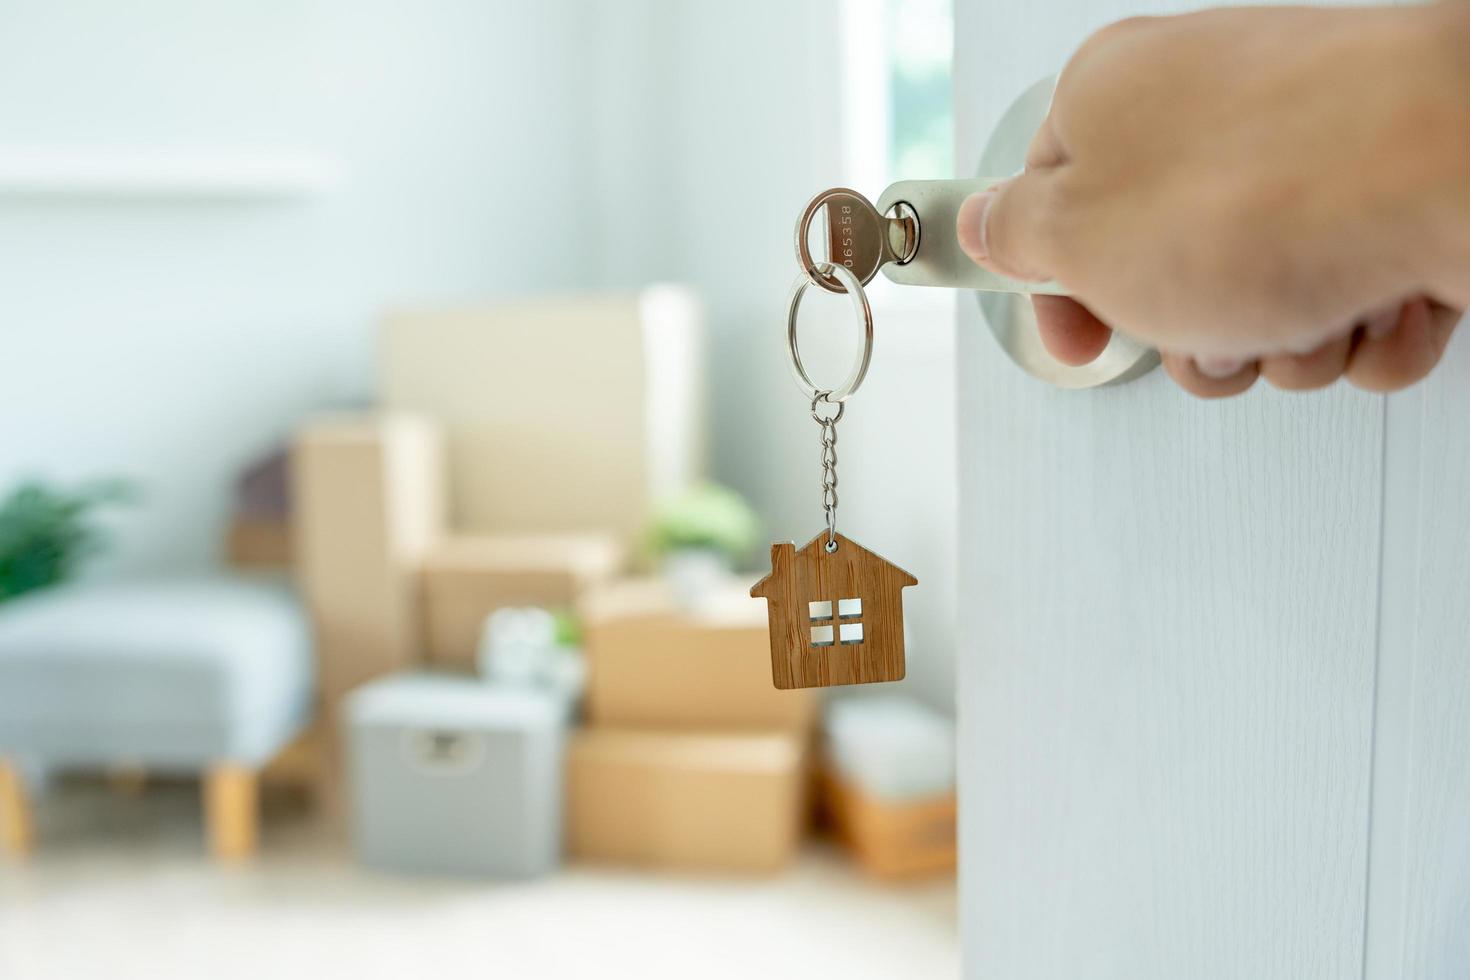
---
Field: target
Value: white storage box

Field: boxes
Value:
[344,674,565,877]
[824,696,955,800]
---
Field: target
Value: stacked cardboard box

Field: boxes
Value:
[380,288,705,547]
[567,730,804,873]
[567,579,815,872]
[292,292,710,834]
[581,580,815,731]
[293,414,445,712]
[419,533,623,669]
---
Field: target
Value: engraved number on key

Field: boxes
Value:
[795,187,919,294]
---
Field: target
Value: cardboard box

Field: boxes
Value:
[818,765,956,879]
[581,579,816,732]
[380,287,705,545]
[225,518,293,569]
[420,533,624,668]
[566,728,806,872]
[293,414,444,710]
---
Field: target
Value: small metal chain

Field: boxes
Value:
[811,392,845,553]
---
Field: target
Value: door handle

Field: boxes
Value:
[873,176,1067,296]
[815,76,1159,389]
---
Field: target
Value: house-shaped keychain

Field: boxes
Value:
[750,531,917,689]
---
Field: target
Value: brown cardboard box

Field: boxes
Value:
[380,289,705,545]
[818,765,956,879]
[567,728,806,872]
[581,579,816,732]
[293,414,444,710]
[420,533,624,668]
[225,519,293,569]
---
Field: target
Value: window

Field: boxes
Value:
[810,598,865,647]
[839,0,953,191]
[838,0,956,325]
[888,0,953,181]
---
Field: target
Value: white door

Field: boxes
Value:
[952,2,1470,977]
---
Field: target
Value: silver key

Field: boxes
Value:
[795,187,918,294]
[797,180,1068,296]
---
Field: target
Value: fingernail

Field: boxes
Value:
[1433,306,1458,349]
[1193,355,1247,379]
[956,191,996,262]
[1366,306,1400,339]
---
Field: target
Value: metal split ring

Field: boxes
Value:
[810,393,845,425]
[785,262,873,404]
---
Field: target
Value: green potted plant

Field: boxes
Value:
[645,482,760,607]
[0,479,134,603]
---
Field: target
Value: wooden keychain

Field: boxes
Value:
[750,259,917,690]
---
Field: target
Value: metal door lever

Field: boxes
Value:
[796,76,1158,389]
[873,178,1066,295]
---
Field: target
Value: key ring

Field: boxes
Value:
[810,393,844,425]
[786,262,873,404]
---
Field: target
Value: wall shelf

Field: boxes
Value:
[0,149,338,200]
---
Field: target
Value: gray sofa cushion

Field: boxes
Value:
[0,578,314,768]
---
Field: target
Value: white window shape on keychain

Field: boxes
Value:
[809,601,833,646]
[809,598,863,647]
[838,598,863,645]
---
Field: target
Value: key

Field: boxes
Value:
[798,180,1069,296]
[795,187,918,294]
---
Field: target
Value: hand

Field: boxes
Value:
[957,4,1470,398]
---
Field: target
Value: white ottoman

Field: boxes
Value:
[344,674,565,877]
[0,577,315,860]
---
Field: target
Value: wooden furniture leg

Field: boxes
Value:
[0,758,35,858]
[204,764,258,862]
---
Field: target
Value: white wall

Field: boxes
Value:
[0,0,604,572]
[0,0,958,709]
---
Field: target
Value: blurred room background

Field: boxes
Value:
[0,2,961,977]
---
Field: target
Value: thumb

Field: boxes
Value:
[956,174,1059,283]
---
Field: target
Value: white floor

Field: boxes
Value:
[0,779,959,980]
